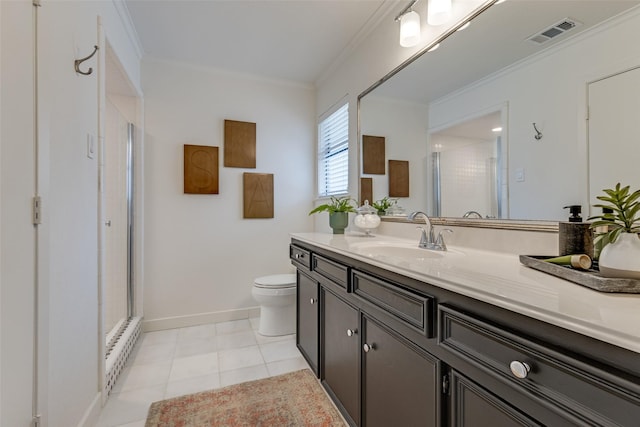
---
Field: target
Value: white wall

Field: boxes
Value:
[429,9,640,221]
[39,2,142,425]
[314,0,486,230]
[360,96,429,213]
[1,0,142,426]
[142,58,315,328]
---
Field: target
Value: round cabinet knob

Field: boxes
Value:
[346,328,358,337]
[309,298,317,305]
[363,343,376,353]
[295,254,300,259]
[510,361,531,379]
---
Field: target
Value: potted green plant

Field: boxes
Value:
[309,196,356,234]
[371,197,396,216]
[589,183,640,278]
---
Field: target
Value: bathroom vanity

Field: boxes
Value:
[289,232,640,427]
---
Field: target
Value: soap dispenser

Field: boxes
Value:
[559,205,593,258]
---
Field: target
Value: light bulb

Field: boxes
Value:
[399,11,421,47]
[427,0,452,26]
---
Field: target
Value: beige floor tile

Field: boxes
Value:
[177,323,217,343]
[112,360,172,394]
[168,352,219,382]
[103,319,307,426]
[173,336,218,358]
[215,319,252,335]
[129,342,176,366]
[266,356,310,376]
[216,330,258,350]
[259,338,302,363]
[218,345,264,372]
[139,329,179,347]
[164,373,221,399]
[219,364,269,388]
[96,385,165,427]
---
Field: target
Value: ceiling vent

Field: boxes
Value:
[527,18,581,44]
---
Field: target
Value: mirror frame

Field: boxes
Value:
[357,0,558,233]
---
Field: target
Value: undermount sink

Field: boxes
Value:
[349,241,462,261]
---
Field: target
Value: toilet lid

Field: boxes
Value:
[254,274,296,289]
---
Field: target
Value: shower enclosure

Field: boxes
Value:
[103,101,134,353]
[104,100,135,353]
[428,109,506,219]
[103,95,141,395]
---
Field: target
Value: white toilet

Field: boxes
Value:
[252,273,297,336]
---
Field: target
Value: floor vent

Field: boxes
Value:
[105,316,142,396]
[527,18,580,44]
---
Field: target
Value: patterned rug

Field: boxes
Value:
[145,369,346,426]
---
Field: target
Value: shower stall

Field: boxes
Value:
[103,94,141,395]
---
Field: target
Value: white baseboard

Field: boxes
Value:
[77,392,102,427]
[142,307,261,332]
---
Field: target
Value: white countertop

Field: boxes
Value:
[291,232,640,354]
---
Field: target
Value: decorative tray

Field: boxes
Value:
[519,255,640,294]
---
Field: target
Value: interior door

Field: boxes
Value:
[588,66,640,213]
[1,1,38,425]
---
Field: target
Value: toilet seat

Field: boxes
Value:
[253,273,296,289]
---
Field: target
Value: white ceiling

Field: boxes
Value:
[125,0,393,85]
[372,0,640,103]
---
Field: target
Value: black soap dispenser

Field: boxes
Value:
[559,205,593,258]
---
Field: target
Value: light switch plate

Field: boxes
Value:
[515,168,525,182]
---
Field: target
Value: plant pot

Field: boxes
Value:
[329,212,349,234]
[599,232,640,279]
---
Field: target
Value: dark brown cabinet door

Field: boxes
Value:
[322,289,360,426]
[450,370,541,427]
[362,316,440,427]
[296,271,319,374]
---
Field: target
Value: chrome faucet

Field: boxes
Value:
[408,211,435,247]
[408,211,451,251]
[463,210,483,219]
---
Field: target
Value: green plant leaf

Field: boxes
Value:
[589,183,640,233]
[308,196,356,215]
[609,227,624,243]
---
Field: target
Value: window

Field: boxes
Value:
[317,102,349,197]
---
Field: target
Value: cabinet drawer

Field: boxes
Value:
[353,270,433,337]
[290,245,310,269]
[439,305,640,426]
[312,254,349,288]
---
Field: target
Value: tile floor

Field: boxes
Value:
[96,317,310,427]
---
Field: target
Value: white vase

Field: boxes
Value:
[599,232,640,279]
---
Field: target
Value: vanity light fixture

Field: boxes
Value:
[492,127,503,132]
[396,0,421,47]
[427,0,452,26]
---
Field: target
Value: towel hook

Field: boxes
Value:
[74,45,99,76]
[532,122,543,140]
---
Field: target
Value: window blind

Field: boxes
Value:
[318,103,349,197]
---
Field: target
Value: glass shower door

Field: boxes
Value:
[104,98,134,351]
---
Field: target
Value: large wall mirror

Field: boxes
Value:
[359,0,640,228]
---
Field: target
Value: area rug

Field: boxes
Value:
[145,369,346,426]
